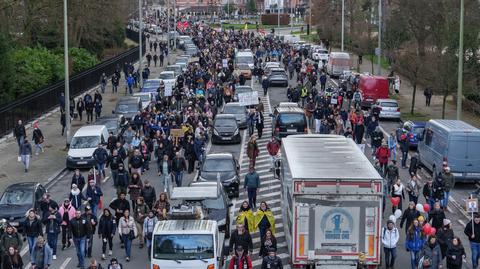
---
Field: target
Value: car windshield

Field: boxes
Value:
[165,67,179,73]
[97,120,117,130]
[159,73,174,80]
[224,106,245,114]
[70,136,100,149]
[215,119,236,128]
[413,126,425,136]
[279,113,306,125]
[236,87,252,95]
[116,103,138,114]
[203,158,234,172]
[153,234,214,260]
[202,196,225,210]
[380,102,398,107]
[271,70,285,75]
[136,95,150,102]
[143,81,160,88]
[0,189,33,205]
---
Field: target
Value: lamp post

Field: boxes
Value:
[341,0,344,51]
[139,0,143,88]
[63,0,71,146]
[377,0,382,75]
[456,0,464,120]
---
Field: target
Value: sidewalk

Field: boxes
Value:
[0,40,176,193]
[351,53,480,127]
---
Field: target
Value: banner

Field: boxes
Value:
[238,91,259,106]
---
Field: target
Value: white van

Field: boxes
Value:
[234,50,254,70]
[66,125,109,169]
[327,52,351,77]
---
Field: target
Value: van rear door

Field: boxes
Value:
[466,133,480,176]
[448,133,480,177]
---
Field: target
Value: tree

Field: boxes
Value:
[223,2,236,15]
[0,32,15,103]
[246,0,257,14]
[393,50,422,115]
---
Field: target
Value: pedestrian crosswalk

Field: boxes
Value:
[227,89,291,269]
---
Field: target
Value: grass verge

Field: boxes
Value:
[401,112,429,122]
[365,54,390,70]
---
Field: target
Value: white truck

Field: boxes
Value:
[278,134,383,269]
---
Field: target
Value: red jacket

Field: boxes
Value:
[228,254,252,269]
[375,147,390,164]
[266,140,280,156]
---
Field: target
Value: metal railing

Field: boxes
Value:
[0,31,145,137]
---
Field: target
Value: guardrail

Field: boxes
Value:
[0,30,146,138]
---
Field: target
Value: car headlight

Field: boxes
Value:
[234,129,239,135]
[213,129,219,136]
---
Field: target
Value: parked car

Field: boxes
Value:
[67,125,109,169]
[197,153,240,198]
[112,97,142,123]
[141,79,161,96]
[233,85,254,103]
[267,68,288,87]
[372,99,401,120]
[271,106,308,139]
[133,92,154,109]
[212,114,241,144]
[164,65,183,77]
[311,47,329,62]
[0,183,47,230]
[395,121,426,148]
[94,117,124,137]
[222,102,247,129]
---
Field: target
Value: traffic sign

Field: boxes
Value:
[467,198,478,213]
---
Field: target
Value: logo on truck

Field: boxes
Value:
[320,208,354,240]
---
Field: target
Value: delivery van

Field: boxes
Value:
[358,75,389,108]
[66,125,109,169]
[326,52,351,77]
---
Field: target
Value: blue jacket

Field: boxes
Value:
[86,186,103,205]
[244,172,260,189]
[127,76,135,87]
[405,227,425,252]
[31,244,53,267]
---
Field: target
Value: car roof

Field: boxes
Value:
[133,92,151,96]
[275,106,305,114]
[216,114,237,120]
[236,86,253,90]
[117,97,140,103]
[144,79,161,83]
[74,125,107,137]
[95,117,117,123]
[160,71,175,75]
[205,153,234,160]
[166,64,181,68]
[278,102,299,107]
[429,119,480,133]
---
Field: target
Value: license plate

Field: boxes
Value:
[221,137,231,140]
[77,161,87,165]
[452,173,463,177]
[287,129,297,133]
[9,222,18,226]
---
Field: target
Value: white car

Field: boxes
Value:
[159,71,177,96]
[312,47,329,62]
[373,99,401,120]
[133,92,154,109]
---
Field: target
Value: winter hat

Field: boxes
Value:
[71,184,77,189]
[417,215,425,222]
[443,219,451,226]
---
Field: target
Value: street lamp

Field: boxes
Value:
[63,0,71,147]
[377,0,382,75]
[341,0,344,51]
[139,0,143,88]
[457,0,464,120]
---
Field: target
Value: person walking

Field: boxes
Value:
[437,219,454,259]
[400,202,421,234]
[247,136,259,168]
[385,160,399,194]
[86,180,103,217]
[266,136,280,172]
[32,122,45,155]
[87,259,104,269]
[255,201,275,240]
[14,119,26,151]
[259,229,277,258]
[22,209,43,255]
[399,133,410,168]
[254,110,264,139]
[419,236,442,269]
[441,166,455,209]
[118,209,137,262]
[98,208,116,260]
[42,205,61,260]
[76,97,85,121]
[446,237,465,269]
[2,246,24,269]
[112,73,119,93]
[375,141,390,174]
[405,218,426,269]
[107,150,123,188]
[71,169,86,193]
[20,137,32,172]
[0,225,23,255]
[128,173,143,211]
[428,202,446,230]
[382,220,399,269]
[424,87,433,107]
[140,180,156,210]
[464,213,480,269]
[236,201,255,234]
[171,152,187,187]
[153,54,158,67]
[30,236,53,269]
[133,197,148,249]
[146,53,152,67]
[58,199,75,250]
[244,167,260,209]
[107,257,123,269]
[143,210,158,260]
[94,99,103,119]
[391,178,405,213]
[388,131,397,161]
[126,74,134,95]
[70,210,88,269]
[83,206,97,258]
[93,144,109,178]
[85,98,94,123]
[159,53,164,67]
[406,174,422,205]
[60,112,66,136]
[153,192,170,220]
[261,248,283,269]
[228,245,253,269]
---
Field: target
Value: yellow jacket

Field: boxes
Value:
[254,209,276,234]
[236,209,255,233]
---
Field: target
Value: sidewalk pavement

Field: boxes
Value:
[351,53,480,127]
[0,40,176,193]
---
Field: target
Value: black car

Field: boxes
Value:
[271,106,308,139]
[267,73,289,87]
[112,97,142,124]
[0,182,47,230]
[198,153,240,198]
[95,117,125,138]
[212,114,241,144]
[170,183,232,235]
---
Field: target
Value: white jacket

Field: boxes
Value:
[381,227,399,249]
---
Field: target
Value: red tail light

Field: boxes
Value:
[397,107,401,112]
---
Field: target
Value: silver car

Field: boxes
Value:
[374,99,401,120]
[222,102,247,129]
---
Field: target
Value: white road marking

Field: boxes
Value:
[60,257,72,269]
[20,246,28,257]
[102,176,110,183]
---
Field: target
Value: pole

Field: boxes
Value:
[63,0,70,147]
[341,0,344,51]
[227,1,230,20]
[173,0,177,51]
[277,2,280,30]
[308,0,311,33]
[139,0,143,88]
[457,0,464,120]
[376,0,382,75]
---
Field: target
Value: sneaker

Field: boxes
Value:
[126,257,130,262]
[62,245,66,251]
[102,254,106,260]
[53,255,57,260]
[108,250,112,256]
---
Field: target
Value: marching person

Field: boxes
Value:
[118,209,137,262]
[247,135,259,168]
[143,210,158,259]
[228,245,252,269]
[19,137,32,172]
[261,248,283,269]
[266,136,280,172]
[30,236,53,269]
[255,201,276,240]
[83,206,98,259]
[70,210,89,269]
[382,219,399,269]
[464,213,480,269]
[244,167,260,209]
[43,205,61,260]
[86,179,103,217]
[22,209,43,255]
[405,218,425,269]
[419,236,442,269]
[98,208,116,260]
[446,237,466,269]
[58,199,75,250]
[259,229,277,258]
[32,122,45,155]
[134,197,148,249]
[2,246,23,269]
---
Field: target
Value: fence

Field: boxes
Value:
[0,31,145,138]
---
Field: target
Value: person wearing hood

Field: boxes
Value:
[22,209,43,255]
[420,236,442,269]
[58,199,75,250]
[400,202,421,234]
[382,219,399,269]
[464,213,480,268]
[436,218,454,259]
[30,236,52,269]
[72,169,86,192]
[98,208,116,260]
[42,205,61,260]
[254,201,276,240]
[140,180,156,210]
[446,237,465,269]
[70,184,86,210]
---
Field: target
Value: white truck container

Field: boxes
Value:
[279,135,383,269]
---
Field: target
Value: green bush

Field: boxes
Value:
[69,48,98,73]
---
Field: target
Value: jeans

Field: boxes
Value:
[121,234,133,258]
[384,247,396,267]
[410,250,419,269]
[472,241,480,268]
[111,169,118,187]
[315,119,321,133]
[146,238,153,258]
[34,143,44,154]
[112,84,118,93]
[401,151,408,167]
[96,162,106,178]
[85,234,93,257]
[443,190,450,208]
[73,237,86,267]
[390,148,397,162]
[61,225,71,247]
[247,188,257,208]
[408,193,419,205]
[307,116,313,130]
[21,154,30,170]
[101,235,113,254]
[90,203,98,217]
[27,236,36,255]
[174,171,183,187]
[47,232,58,255]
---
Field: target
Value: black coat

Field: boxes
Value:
[42,212,61,234]
[69,217,89,238]
[141,186,156,206]
[400,208,421,230]
[428,209,446,230]
[98,214,116,237]
[446,244,465,269]
[22,218,43,237]
[71,174,86,190]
